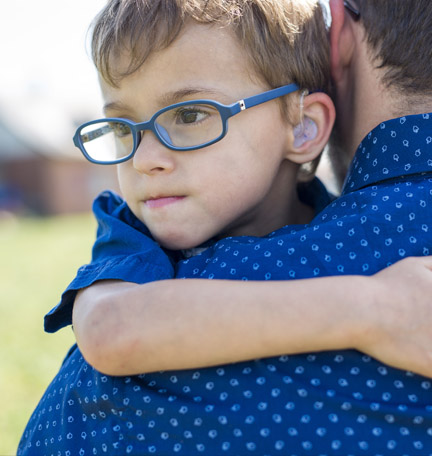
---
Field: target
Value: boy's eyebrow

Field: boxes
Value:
[103,87,228,116]
[103,101,133,115]
[159,87,228,106]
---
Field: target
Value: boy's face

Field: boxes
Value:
[101,23,299,250]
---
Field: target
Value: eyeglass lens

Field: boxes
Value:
[80,121,133,162]
[79,103,224,162]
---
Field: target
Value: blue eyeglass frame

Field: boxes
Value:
[73,82,299,165]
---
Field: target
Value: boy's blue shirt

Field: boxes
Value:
[43,190,176,332]
[20,113,432,455]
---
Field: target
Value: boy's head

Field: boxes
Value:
[84,0,335,250]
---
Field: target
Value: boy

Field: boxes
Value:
[19,1,432,455]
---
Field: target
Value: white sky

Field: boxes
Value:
[0,0,107,113]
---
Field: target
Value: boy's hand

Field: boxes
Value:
[358,257,432,378]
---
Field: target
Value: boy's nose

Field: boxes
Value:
[132,131,176,175]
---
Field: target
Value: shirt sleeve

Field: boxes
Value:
[44,191,175,333]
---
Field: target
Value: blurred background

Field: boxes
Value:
[0,0,118,217]
[0,0,335,453]
[0,1,117,453]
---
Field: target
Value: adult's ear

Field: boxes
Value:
[285,92,335,165]
[329,0,356,84]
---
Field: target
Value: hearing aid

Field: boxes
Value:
[293,117,318,147]
[293,89,317,147]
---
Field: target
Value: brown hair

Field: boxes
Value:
[91,0,330,94]
[357,0,432,96]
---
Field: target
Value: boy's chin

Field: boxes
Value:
[154,234,205,252]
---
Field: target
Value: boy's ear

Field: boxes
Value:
[285,92,335,165]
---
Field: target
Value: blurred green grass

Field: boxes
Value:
[0,212,96,455]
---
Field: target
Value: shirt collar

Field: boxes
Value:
[342,112,432,195]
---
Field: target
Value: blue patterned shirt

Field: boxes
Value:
[19,113,432,455]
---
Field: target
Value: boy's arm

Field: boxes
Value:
[73,256,432,377]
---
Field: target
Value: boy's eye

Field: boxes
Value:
[175,107,209,125]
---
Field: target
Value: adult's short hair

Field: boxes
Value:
[358,0,432,96]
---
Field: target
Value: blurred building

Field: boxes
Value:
[0,95,119,215]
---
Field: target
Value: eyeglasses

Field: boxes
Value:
[73,83,299,165]
[344,1,360,21]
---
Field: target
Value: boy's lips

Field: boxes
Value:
[144,196,185,209]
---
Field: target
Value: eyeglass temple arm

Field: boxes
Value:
[343,1,360,20]
[239,83,300,110]
[80,125,112,143]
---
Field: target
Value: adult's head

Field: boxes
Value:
[329,0,432,183]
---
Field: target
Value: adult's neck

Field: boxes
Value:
[352,73,432,153]
[336,24,432,160]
